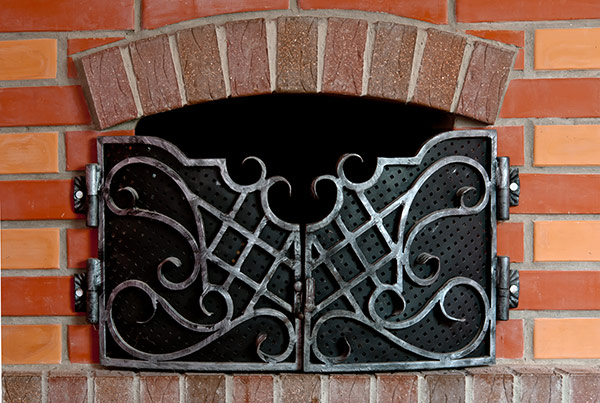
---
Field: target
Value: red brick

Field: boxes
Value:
[322,18,368,96]
[497,222,524,262]
[226,19,271,97]
[565,368,600,402]
[496,126,525,166]
[2,325,62,364]
[67,228,98,269]
[280,374,321,403]
[95,372,135,403]
[129,35,183,115]
[518,271,600,310]
[48,374,88,403]
[512,174,600,214]
[514,367,562,403]
[471,371,513,403]
[67,37,124,78]
[377,374,418,403]
[0,86,90,127]
[496,319,524,359]
[2,276,78,316]
[1,228,60,270]
[0,0,134,32]
[413,29,466,112]
[140,375,179,403]
[2,373,43,402]
[456,0,600,23]
[65,130,133,171]
[68,325,99,364]
[466,30,524,70]
[534,318,600,359]
[0,180,81,220]
[534,221,600,262]
[500,78,600,119]
[329,375,370,403]
[0,39,57,80]
[185,375,226,403]
[79,47,138,129]
[142,0,288,29]
[424,373,465,402]
[233,375,273,403]
[0,132,59,174]
[276,17,319,93]
[299,0,447,24]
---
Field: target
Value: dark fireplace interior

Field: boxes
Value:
[135,94,455,225]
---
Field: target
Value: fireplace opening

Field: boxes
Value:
[135,94,454,226]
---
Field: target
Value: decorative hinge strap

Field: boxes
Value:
[73,163,101,227]
[497,256,520,321]
[496,157,520,221]
[73,258,102,324]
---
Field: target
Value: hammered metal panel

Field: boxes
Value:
[303,130,497,371]
[97,136,302,371]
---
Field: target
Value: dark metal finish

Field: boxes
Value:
[509,269,520,309]
[87,129,516,372]
[509,168,520,206]
[496,256,512,321]
[87,258,102,324]
[74,273,87,313]
[303,130,497,371]
[86,164,101,227]
[496,157,510,221]
[74,176,87,214]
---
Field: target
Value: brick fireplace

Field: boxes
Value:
[2,0,600,402]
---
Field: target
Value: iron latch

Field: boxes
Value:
[73,163,101,227]
[496,157,520,221]
[496,256,519,321]
[73,258,102,324]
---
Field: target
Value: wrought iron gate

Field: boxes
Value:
[74,129,520,372]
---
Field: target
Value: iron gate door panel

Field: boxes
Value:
[97,136,302,371]
[303,130,497,371]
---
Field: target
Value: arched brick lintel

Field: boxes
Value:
[75,16,517,130]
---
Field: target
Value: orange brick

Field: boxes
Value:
[0,39,57,80]
[0,180,82,220]
[142,0,288,29]
[0,0,134,32]
[535,28,600,70]
[534,318,600,359]
[0,132,58,174]
[465,30,524,70]
[519,271,600,310]
[65,130,133,171]
[299,0,447,24]
[500,79,600,119]
[1,276,79,316]
[512,174,600,214]
[2,324,62,364]
[1,228,60,269]
[0,86,90,127]
[496,319,523,359]
[67,37,124,78]
[67,228,98,268]
[497,222,524,262]
[534,221,600,262]
[535,125,600,166]
[68,325,99,363]
[456,0,600,22]
[496,126,524,166]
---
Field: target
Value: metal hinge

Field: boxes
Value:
[73,163,101,227]
[73,258,102,324]
[496,157,520,221]
[496,256,519,321]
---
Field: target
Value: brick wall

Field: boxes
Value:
[2,0,600,401]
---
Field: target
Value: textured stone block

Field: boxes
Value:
[329,375,370,403]
[177,25,226,104]
[368,22,417,102]
[129,34,183,115]
[514,367,562,403]
[140,374,180,403]
[414,29,466,111]
[470,368,513,403]
[377,374,418,403]
[276,17,318,93]
[561,367,600,402]
[233,375,273,403]
[424,373,465,403]
[185,375,226,403]
[79,47,137,129]
[95,372,134,403]
[280,374,320,403]
[48,373,88,403]
[226,19,270,97]
[456,42,514,123]
[2,372,42,403]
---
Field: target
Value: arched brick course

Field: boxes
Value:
[74,15,516,130]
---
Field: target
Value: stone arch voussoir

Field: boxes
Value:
[74,15,517,130]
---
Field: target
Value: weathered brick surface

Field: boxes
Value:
[276,17,318,93]
[322,18,368,96]
[79,47,138,129]
[140,374,180,403]
[95,372,135,403]
[368,22,417,102]
[456,42,514,123]
[413,29,466,111]
[469,368,513,403]
[2,373,43,403]
[177,25,226,104]
[424,373,465,403]
[377,374,418,403]
[129,35,183,115]
[280,374,320,403]
[561,367,600,402]
[514,367,562,403]
[186,375,226,403]
[233,375,273,403]
[329,375,370,403]
[48,373,88,403]
[226,19,270,97]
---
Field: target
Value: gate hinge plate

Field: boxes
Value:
[496,256,519,321]
[73,163,101,227]
[73,258,102,324]
[496,157,520,221]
